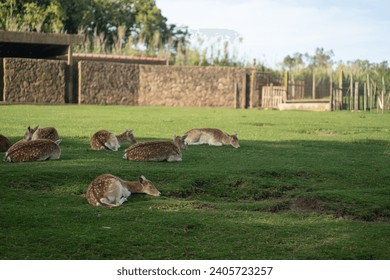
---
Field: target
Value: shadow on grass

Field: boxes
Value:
[1,137,389,221]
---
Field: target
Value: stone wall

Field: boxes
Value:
[139,65,247,108]
[1,58,249,108]
[3,58,66,104]
[78,61,139,105]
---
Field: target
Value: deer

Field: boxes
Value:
[123,134,186,162]
[184,128,240,148]
[0,134,12,152]
[86,174,160,207]
[4,139,61,162]
[90,129,136,151]
[24,125,60,142]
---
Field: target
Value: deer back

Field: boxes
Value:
[123,141,181,162]
[184,128,223,143]
[185,128,239,148]
[32,127,60,141]
[5,139,61,162]
[0,134,12,152]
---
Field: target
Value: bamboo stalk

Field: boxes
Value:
[364,82,367,112]
[354,81,359,112]
[382,76,386,114]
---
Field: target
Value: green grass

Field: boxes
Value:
[0,105,390,259]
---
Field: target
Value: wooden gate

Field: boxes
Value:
[261,85,286,109]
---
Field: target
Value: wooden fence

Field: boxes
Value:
[261,85,286,109]
[331,73,389,112]
[259,71,389,112]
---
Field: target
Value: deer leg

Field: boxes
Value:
[100,197,120,207]
[118,197,128,205]
[167,155,182,162]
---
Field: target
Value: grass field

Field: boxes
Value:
[0,105,389,260]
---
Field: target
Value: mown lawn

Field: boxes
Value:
[0,105,389,259]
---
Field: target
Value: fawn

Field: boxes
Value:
[123,134,186,162]
[184,128,240,148]
[5,139,61,162]
[24,125,60,141]
[0,134,12,152]
[90,129,136,151]
[86,174,160,207]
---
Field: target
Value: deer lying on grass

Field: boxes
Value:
[86,174,160,207]
[123,134,186,162]
[24,125,60,141]
[90,129,136,151]
[4,139,61,162]
[184,128,240,148]
[0,134,12,152]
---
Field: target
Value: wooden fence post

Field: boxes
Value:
[354,81,359,112]
[250,70,256,108]
[367,74,371,112]
[350,71,353,111]
[382,76,386,114]
[330,72,334,110]
[67,45,74,103]
[284,71,289,98]
[242,74,247,109]
[338,70,343,110]
[234,82,239,109]
[312,72,316,99]
[364,82,367,112]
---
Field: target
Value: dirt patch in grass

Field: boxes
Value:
[303,129,337,136]
[149,201,215,211]
[290,197,326,212]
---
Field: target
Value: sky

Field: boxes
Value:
[156,0,390,68]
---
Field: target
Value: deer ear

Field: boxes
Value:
[55,139,62,145]
[139,175,146,184]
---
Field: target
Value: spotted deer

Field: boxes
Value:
[24,125,60,141]
[0,134,12,152]
[184,128,240,148]
[90,129,136,151]
[86,174,160,207]
[123,134,186,162]
[4,139,61,162]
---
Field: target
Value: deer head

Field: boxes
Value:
[138,175,160,196]
[173,134,187,150]
[230,132,240,148]
[24,125,39,141]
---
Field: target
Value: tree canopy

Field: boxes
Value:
[0,0,189,56]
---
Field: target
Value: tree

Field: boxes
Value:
[0,0,65,32]
[306,47,334,70]
[281,52,304,72]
